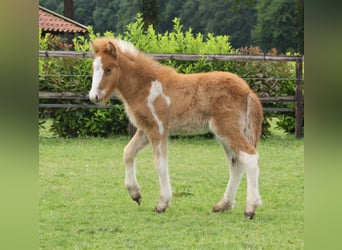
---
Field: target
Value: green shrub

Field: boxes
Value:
[39,14,301,138]
[50,104,128,138]
[231,47,302,137]
[276,115,296,134]
[274,56,304,134]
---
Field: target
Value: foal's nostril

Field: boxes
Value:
[95,96,98,102]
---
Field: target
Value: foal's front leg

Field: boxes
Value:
[151,138,172,213]
[123,130,148,205]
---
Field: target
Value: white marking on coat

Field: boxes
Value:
[155,143,172,202]
[89,56,106,101]
[239,151,259,170]
[147,80,171,135]
[239,151,262,207]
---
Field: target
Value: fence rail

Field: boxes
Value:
[39,50,303,62]
[39,91,297,112]
[39,50,304,138]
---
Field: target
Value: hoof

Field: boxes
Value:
[244,211,255,219]
[132,195,142,205]
[154,207,166,213]
[212,202,232,213]
[212,205,224,213]
[154,202,169,213]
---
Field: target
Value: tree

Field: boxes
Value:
[63,0,75,44]
[157,0,186,32]
[295,0,304,53]
[252,0,301,53]
[74,0,95,28]
[116,0,140,32]
[92,0,118,34]
[141,0,159,29]
[195,0,256,48]
[178,0,201,33]
[63,0,74,19]
[39,0,302,53]
[39,0,63,14]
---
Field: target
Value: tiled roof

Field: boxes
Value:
[39,5,88,34]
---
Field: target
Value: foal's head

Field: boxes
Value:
[89,38,124,104]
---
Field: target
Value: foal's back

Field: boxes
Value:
[159,71,257,136]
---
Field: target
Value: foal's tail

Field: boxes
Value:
[245,93,264,147]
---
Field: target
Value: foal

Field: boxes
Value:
[89,37,263,219]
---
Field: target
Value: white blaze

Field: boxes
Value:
[89,56,106,102]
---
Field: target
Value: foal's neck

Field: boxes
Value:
[117,53,159,104]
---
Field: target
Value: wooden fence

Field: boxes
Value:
[39,51,304,138]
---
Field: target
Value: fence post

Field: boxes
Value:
[295,58,304,138]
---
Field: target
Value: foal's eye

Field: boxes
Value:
[105,68,112,74]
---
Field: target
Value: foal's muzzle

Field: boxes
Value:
[89,89,106,104]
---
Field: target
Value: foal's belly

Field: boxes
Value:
[168,116,210,136]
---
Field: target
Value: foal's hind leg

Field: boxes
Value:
[213,139,261,218]
[213,142,244,212]
[123,130,149,205]
[240,151,261,219]
[210,119,261,218]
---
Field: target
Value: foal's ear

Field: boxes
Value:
[90,41,99,54]
[107,41,117,59]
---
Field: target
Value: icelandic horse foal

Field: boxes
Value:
[89,38,263,219]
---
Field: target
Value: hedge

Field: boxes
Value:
[39,14,300,138]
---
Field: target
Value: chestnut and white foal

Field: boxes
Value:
[89,38,263,219]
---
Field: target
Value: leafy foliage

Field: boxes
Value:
[39,31,128,137]
[39,0,303,52]
[251,0,303,54]
[39,15,300,138]
[51,104,128,137]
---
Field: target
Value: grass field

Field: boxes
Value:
[39,121,304,249]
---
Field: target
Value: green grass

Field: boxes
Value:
[39,121,304,249]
